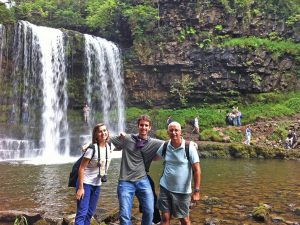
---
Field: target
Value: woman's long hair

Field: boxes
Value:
[92,123,109,144]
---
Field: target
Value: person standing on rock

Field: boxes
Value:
[83,103,90,124]
[156,121,201,225]
[75,123,113,225]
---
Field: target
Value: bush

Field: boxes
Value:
[284,97,300,112]
[155,129,169,140]
[200,129,223,142]
[228,144,252,158]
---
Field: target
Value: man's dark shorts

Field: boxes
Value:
[157,185,191,218]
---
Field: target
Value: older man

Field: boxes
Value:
[156,121,201,225]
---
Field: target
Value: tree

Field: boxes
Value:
[170,74,195,106]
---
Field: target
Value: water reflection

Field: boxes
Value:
[148,159,300,224]
[0,159,300,224]
[0,159,121,219]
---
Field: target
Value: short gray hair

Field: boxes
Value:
[168,121,181,130]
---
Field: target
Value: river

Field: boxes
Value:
[0,159,300,224]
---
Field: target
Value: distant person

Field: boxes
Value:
[225,112,234,126]
[232,107,239,126]
[192,116,199,134]
[286,130,297,149]
[236,109,242,126]
[292,132,299,149]
[21,102,29,124]
[156,121,201,225]
[167,115,173,127]
[83,104,90,124]
[75,123,113,225]
[244,125,252,145]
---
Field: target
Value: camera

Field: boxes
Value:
[101,174,108,182]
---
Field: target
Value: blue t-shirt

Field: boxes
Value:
[157,139,200,194]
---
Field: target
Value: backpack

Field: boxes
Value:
[68,144,95,188]
[162,141,191,163]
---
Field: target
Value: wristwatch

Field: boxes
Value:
[194,188,200,193]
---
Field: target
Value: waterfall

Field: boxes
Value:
[29,22,70,160]
[0,24,5,75]
[84,34,125,133]
[0,21,70,163]
[0,21,125,163]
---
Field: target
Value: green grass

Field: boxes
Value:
[126,91,300,132]
[220,37,300,56]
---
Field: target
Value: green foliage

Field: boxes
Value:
[286,14,300,25]
[219,0,299,19]
[268,126,288,141]
[196,38,212,49]
[178,26,197,42]
[15,0,56,19]
[122,4,158,38]
[170,74,195,106]
[228,144,252,158]
[14,0,86,28]
[223,129,244,142]
[200,129,223,142]
[252,203,269,221]
[126,91,300,133]
[155,129,169,140]
[126,107,147,122]
[284,97,300,111]
[85,0,118,30]
[215,24,223,31]
[54,9,84,27]
[14,215,28,225]
[0,3,16,24]
[221,37,300,56]
[250,73,262,86]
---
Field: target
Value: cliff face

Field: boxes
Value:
[123,0,300,107]
[0,1,299,110]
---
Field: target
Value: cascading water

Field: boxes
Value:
[9,21,70,163]
[84,34,125,133]
[0,21,125,163]
[0,24,5,75]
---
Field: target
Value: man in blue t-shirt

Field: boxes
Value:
[156,121,201,225]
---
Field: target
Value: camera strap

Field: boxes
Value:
[104,145,108,175]
[97,143,109,177]
[97,143,101,177]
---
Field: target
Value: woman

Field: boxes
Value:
[75,123,112,225]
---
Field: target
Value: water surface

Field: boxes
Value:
[1,159,300,224]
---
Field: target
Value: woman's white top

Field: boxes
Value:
[83,143,113,186]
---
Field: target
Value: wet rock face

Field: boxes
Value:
[123,1,300,107]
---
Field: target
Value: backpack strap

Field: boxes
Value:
[185,141,190,163]
[88,144,96,160]
[161,141,168,158]
[162,141,190,161]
